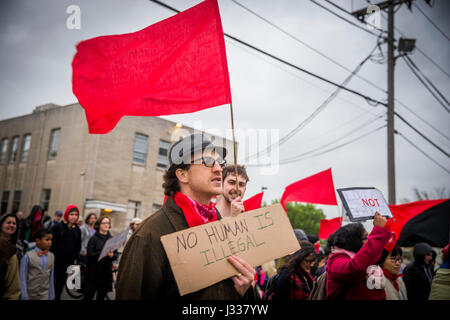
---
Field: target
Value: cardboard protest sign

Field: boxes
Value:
[160,204,300,296]
[337,187,393,222]
[98,229,129,261]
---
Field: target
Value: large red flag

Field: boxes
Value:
[280,168,338,210]
[385,199,449,250]
[243,192,264,212]
[318,217,343,240]
[72,0,231,134]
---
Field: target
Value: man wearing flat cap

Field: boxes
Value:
[116,134,255,300]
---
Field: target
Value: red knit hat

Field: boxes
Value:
[64,204,80,222]
[442,243,449,262]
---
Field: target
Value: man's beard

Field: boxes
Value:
[224,189,238,204]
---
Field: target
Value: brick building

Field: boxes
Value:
[0,103,233,234]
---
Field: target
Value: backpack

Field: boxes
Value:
[262,273,280,300]
[309,271,327,300]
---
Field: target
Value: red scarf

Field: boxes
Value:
[383,268,403,291]
[172,192,217,228]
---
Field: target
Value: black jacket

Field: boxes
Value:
[50,222,81,263]
[403,242,435,300]
[86,232,118,291]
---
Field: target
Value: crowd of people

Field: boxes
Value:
[0,204,142,300]
[1,133,449,300]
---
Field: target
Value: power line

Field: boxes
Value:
[413,2,450,41]
[404,55,450,107]
[414,46,450,78]
[308,0,381,37]
[276,113,385,163]
[365,0,450,78]
[247,124,386,166]
[232,0,449,146]
[394,111,450,158]
[396,131,450,174]
[396,100,450,142]
[324,0,387,33]
[402,55,450,113]
[226,39,381,116]
[395,105,450,150]
[149,0,387,107]
[280,124,386,164]
[150,0,449,161]
[229,37,395,160]
[245,45,378,161]
[318,0,450,150]
[300,111,385,147]
[231,0,387,95]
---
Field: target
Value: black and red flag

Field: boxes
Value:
[388,199,449,247]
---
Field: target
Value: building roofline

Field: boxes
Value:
[0,102,235,144]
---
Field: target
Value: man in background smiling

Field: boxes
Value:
[116,134,255,299]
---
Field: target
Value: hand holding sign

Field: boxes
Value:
[230,196,245,216]
[98,229,129,261]
[373,212,387,228]
[337,187,393,222]
[227,255,256,297]
[160,204,300,296]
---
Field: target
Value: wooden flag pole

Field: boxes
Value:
[229,102,240,197]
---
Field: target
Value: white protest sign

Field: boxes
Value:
[98,229,129,261]
[337,187,393,222]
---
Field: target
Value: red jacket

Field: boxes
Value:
[326,226,391,300]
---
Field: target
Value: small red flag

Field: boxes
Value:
[243,192,264,212]
[72,0,231,134]
[280,168,338,210]
[318,217,342,240]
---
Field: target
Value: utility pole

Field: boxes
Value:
[352,0,417,204]
[387,1,396,205]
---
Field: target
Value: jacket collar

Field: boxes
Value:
[163,195,222,232]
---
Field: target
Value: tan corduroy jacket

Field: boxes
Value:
[116,196,243,300]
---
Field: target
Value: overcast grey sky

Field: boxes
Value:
[0,0,449,223]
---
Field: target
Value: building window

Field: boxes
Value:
[133,133,148,165]
[20,134,31,163]
[157,140,170,168]
[9,136,19,163]
[12,190,21,214]
[0,138,8,164]
[40,189,51,212]
[127,201,141,220]
[152,203,162,213]
[1,191,9,214]
[48,128,60,159]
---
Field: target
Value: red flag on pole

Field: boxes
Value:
[280,168,338,210]
[243,192,264,212]
[318,217,343,240]
[72,0,231,134]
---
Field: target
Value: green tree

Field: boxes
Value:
[264,199,325,236]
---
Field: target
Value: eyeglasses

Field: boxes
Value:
[191,156,226,168]
[389,257,403,263]
[304,258,316,265]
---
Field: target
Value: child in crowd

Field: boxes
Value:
[19,228,55,300]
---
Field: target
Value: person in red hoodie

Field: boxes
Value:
[325,212,392,300]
